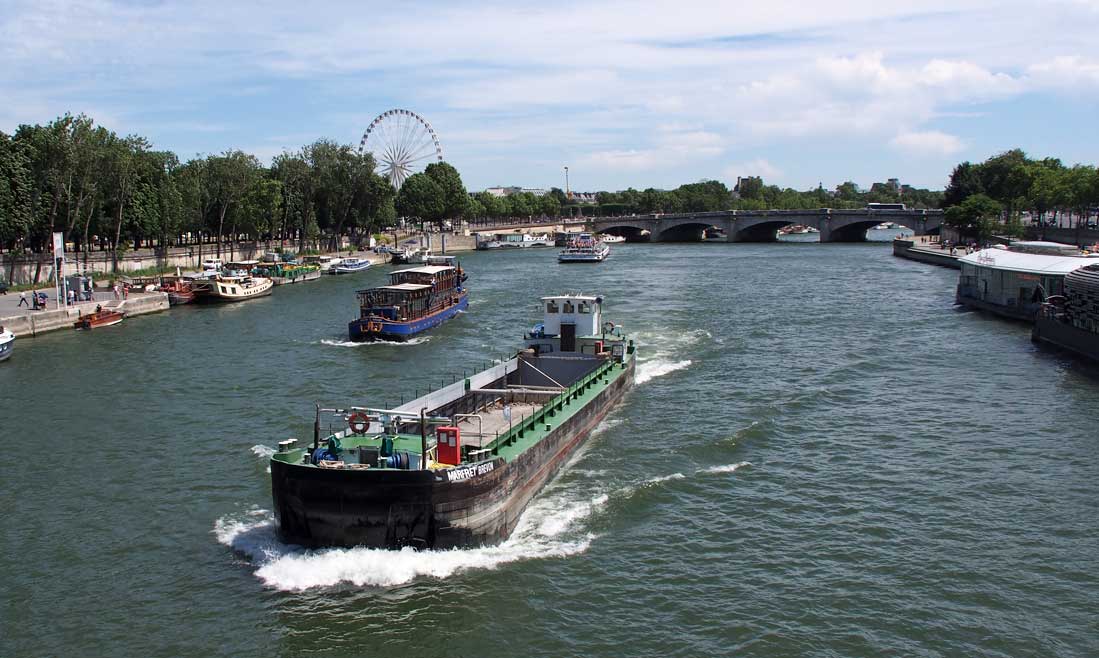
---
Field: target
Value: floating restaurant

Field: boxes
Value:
[956,242,1099,321]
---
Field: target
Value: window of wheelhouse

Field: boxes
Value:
[578,301,591,313]
[547,300,559,313]
[563,300,574,313]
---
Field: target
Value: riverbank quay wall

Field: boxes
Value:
[1025,226,1099,249]
[892,239,961,269]
[589,208,943,242]
[1,230,477,285]
[1,292,169,338]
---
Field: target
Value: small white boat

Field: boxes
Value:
[391,246,433,264]
[599,234,626,243]
[0,326,14,362]
[332,258,371,274]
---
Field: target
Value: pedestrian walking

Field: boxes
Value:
[67,288,76,306]
[122,284,128,300]
[18,291,29,308]
[113,284,120,300]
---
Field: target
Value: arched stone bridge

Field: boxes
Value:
[588,208,944,242]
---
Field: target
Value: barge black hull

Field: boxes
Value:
[271,358,634,549]
[1032,315,1099,363]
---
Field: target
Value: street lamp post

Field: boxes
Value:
[564,166,570,201]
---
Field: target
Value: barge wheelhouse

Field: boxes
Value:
[272,294,635,549]
[348,261,468,342]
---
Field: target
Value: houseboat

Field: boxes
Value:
[302,255,342,273]
[159,277,195,305]
[956,242,1098,320]
[1032,263,1099,363]
[190,273,273,302]
[475,232,553,250]
[558,233,610,263]
[268,293,635,549]
[331,258,371,275]
[348,262,468,342]
[254,261,322,285]
[391,246,432,265]
[0,326,14,362]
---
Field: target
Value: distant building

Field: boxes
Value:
[887,178,901,193]
[483,186,548,197]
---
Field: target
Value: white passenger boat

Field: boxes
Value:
[332,258,371,274]
[476,232,553,250]
[558,233,610,263]
[598,234,626,244]
[0,326,14,362]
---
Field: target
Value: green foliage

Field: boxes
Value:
[424,162,469,221]
[943,148,1099,229]
[396,173,445,222]
[944,193,1002,239]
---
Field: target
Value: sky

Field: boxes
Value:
[2,0,1098,193]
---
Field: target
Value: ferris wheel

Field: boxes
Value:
[359,109,443,190]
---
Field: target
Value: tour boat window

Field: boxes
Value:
[563,301,574,313]
[547,301,559,313]
[578,302,591,313]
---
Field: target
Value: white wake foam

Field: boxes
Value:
[700,461,752,474]
[643,472,686,485]
[319,337,431,348]
[250,444,276,459]
[636,359,692,385]
[216,484,606,591]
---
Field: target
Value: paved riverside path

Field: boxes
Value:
[0,287,168,337]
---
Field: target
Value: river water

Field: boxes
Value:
[2,238,1097,657]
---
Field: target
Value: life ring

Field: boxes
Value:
[347,412,370,434]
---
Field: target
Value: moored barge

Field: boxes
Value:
[348,260,468,341]
[271,294,635,549]
[1032,263,1099,363]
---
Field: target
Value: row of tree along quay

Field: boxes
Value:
[941,149,1099,242]
[0,114,478,284]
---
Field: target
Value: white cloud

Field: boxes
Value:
[889,131,965,156]
[2,0,1099,189]
[723,159,784,181]
[1026,55,1099,88]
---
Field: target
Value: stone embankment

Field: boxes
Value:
[0,292,169,337]
[892,236,961,269]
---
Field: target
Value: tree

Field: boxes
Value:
[0,132,33,255]
[944,193,1002,241]
[943,162,984,208]
[736,176,764,200]
[395,173,444,224]
[424,162,469,223]
[206,150,260,256]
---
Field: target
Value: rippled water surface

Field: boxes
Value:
[2,242,1098,657]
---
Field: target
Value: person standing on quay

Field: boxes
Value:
[18,291,29,308]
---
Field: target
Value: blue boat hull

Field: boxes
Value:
[348,293,468,342]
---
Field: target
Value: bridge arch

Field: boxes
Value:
[596,224,650,242]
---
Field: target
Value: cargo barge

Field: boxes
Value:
[271,294,635,549]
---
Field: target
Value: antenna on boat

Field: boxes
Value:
[420,407,428,470]
[314,403,321,450]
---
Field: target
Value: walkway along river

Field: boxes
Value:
[1,243,1097,657]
